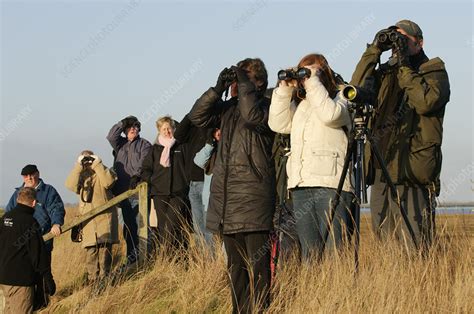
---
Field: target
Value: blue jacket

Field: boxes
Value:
[5,179,65,250]
[194,143,215,170]
[107,121,152,195]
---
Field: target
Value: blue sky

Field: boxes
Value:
[1,0,472,204]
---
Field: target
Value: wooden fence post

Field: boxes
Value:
[137,182,148,263]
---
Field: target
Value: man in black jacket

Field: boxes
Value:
[0,187,56,313]
[189,58,275,313]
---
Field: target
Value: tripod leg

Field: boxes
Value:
[366,134,418,250]
[353,138,366,271]
[320,133,356,260]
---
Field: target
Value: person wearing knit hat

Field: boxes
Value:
[350,19,451,252]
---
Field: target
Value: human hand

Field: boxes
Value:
[90,155,101,165]
[303,65,321,78]
[129,175,140,189]
[50,224,61,237]
[230,66,249,83]
[214,67,233,95]
[279,79,297,88]
[395,35,410,67]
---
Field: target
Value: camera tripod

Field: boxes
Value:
[320,102,418,270]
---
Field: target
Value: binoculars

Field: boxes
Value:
[81,156,95,165]
[377,28,407,50]
[277,68,311,81]
[221,68,237,83]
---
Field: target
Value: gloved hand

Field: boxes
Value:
[43,272,56,296]
[121,116,138,130]
[129,175,140,189]
[230,65,249,83]
[395,35,410,67]
[214,68,231,95]
[372,28,393,52]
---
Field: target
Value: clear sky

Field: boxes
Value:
[1,0,472,205]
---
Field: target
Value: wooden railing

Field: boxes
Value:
[43,182,149,262]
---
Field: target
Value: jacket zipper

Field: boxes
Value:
[220,105,239,233]
[168,146,173,196]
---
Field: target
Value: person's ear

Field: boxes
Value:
[32,199,37,207]
[417,39,424,48]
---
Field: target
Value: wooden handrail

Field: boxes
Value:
[43,182,149,261]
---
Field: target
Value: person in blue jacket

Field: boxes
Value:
[5,164,65,255]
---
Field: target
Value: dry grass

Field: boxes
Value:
[40,210,473,313]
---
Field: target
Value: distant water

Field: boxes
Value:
[361,206,473,215]
[433,207,473,215]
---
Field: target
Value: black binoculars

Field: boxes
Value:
[277,68,311,81]
[81,156,95,166]
[377,28,408,51]
[221,68,237,83]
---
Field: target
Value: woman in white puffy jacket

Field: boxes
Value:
[268,53,354,260]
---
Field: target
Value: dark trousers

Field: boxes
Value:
[370,169,435,251]
[120,199,139,264]
[151,195,192,255]
[223,231,271,314]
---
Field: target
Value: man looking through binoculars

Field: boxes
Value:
[350,19,450,250]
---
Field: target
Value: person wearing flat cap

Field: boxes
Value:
[5,164,66,255]
[350,19,450,251]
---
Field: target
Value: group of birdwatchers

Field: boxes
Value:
[0,19,450,313]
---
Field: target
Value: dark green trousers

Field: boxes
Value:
[370,170,436,251]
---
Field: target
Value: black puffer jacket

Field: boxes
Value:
[141,142,189,198]
[174,115,209,182]
[189,80,276,234]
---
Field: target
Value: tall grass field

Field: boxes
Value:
[1,207,473,313]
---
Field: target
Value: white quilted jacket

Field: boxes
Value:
[269,76,353,192]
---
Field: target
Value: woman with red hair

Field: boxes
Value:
[269,53,354,260]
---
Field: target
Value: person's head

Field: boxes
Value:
[21,164,40,188]
[395,19,424,56]
[156,116,176,139]
[298,53,339,98]
[79,150,94,168]
[233,58,268,97]
[80,150,93,157]
[17,187,37,208]
[125,119,141,141]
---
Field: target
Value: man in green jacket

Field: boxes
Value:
[350,20,450,250]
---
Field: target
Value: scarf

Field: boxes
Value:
[408,49,428,71]
[157,135,176,167]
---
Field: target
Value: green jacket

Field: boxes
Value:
[350,45,450,194]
